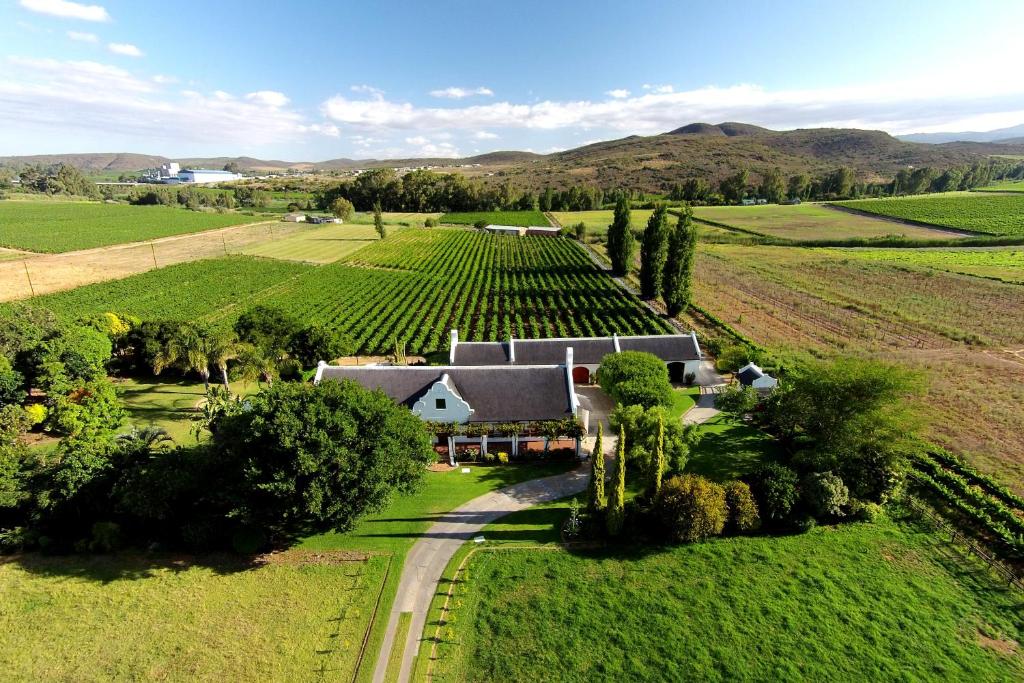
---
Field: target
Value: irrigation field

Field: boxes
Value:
[15,229,671,355]
[974,180,1024,193]
[683,243,1024,489]
[0,201,267,252]
[241,223,387,263]
[692,203,958,241]
[551,209,657,239]
[439,210,548,227]
[833,247,1024,284]
[834,193,1024,236]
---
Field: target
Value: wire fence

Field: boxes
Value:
[904,495,1024,591]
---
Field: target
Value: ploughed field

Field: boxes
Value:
[0,201,267,252]
[683,244,1024,490]
[12,229,671,356]
[691,203,960,241]
[834,193,1024,236]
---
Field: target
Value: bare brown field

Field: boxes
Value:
[0,220,306,301]
[690,244,1024,489]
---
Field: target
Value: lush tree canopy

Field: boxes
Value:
[598,351,672,409]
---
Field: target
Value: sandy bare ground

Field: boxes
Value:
[0,220,306,302]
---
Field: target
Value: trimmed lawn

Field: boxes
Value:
[0,553,388,682]
[429,517,1024,681]
[116,377,258,444]
[666,386,699,422]
[686,414,783,481]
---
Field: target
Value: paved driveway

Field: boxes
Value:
[371,464,591,683]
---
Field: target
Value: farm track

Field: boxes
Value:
[0,220,296,302]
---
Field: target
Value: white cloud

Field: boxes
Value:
[245,90,289,108]
[67,30,97,42]
[429,86,494,99]
[152,74,178,84]
[642,84,674,94]
[350,84,384,98]
[20,0,109,22]
[0,56,338,147]
[405,135,429,146]
[321,74,1024,137]
[473,130,499,140]
[107,42,143,58]
[605,89,630,99]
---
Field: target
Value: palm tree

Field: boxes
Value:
[117,425,174,452]
[236,343,278,387]
[153,323,213,390]
[206,330,243,394]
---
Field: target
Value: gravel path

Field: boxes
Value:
[371,463,592,683]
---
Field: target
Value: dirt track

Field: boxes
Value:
[0,220,303,302]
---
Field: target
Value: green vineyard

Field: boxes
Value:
[834,193,1024,236]
[13,229,672,355]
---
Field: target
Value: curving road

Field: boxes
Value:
[370,464,592,683]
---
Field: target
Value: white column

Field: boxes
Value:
[480,434,488,456]
[447,435,456,466]
[512,433,519,457]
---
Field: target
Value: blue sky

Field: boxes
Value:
[2,0,1024,160]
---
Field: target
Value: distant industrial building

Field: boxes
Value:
[141,162,242,185]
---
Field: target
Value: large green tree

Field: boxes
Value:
[662,206,697,316]
[606,197,635,277]
[598,350,673,409]
[212,379,434,543]
[639,204,670,299]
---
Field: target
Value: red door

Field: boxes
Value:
[572,366,590,384]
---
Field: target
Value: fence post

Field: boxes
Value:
[22,260,35,297]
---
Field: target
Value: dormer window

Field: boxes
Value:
[435,398,447,410]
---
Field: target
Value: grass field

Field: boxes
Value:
[550,209,656,239]
[11,229,671,356]
[975,180,1024,193]
[241,223,387,263]
[834,246,1024,284]
[349,211,442,227]
[692,203,959,241]
[116,377,258,443]
[428,516,1024,681]
[834,193,1024,236]
[0,201,267,252]
[17,256,311,322]
[683,243,1024,490]
[0,552,389,681]
[440,210,548,227]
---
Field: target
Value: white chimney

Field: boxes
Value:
[612,333,621,353]
[449,329,459,365]
[566,346,574,372]
[508,335,516,363]
[565,346,579,412]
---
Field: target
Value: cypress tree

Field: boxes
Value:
[653,413,665,497]
[639,204,670,299]
[606,425,627,536]
[588,422,605,512]
[373,201,386,239]
[662,206,698,316]
[606,197,635,277]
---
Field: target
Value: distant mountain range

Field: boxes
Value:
[3,123,1023,192]
[897,123,1024,144]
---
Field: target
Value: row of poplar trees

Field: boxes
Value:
[587,418,667,537]
[605,198,697,315]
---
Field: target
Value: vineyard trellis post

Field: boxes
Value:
[22,260,35,297]
[150,242,158,268]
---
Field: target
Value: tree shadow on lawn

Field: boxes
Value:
[2,550,270,584]
[686,417,784,482]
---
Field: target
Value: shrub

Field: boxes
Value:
[724,480,760,533]
[424,217,437,228]
[802,471,849,519]
[473,219,488,230]
[849,499,884,522]
[598,351,673,409]
[684,372,696,386]
[793,515,817,533]
[609,404,698,477]
[23,403,47,427]
[656,474,727,543]
[715,344,753,373]
[497,451,509,464]
[749,462,799,522]
[714,384,759,420]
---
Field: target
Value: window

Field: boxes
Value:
[435,398,447,410]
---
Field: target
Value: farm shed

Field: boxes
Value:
[448,330,702,384]
[282,212,306,222]
[485,224,526,236]
[525,226,561,237]
[315,353,589,464]
[736,362,778,390]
